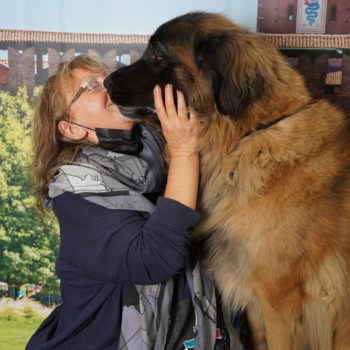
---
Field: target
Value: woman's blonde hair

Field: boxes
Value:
[30,54,109,213]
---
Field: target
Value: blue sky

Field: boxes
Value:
[0,0,258,60]
[0,0,258,34]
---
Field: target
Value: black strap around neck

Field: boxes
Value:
[241,114,290,140]
[240,101,313,141]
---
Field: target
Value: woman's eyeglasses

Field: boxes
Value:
[67,76,105,110]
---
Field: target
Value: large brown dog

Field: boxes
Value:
[104,12,350,350]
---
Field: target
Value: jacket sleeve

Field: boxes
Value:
[53,192,201,284]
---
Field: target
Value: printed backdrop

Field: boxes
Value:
[0,0,257,300]
[0,1,348,349]
[0,0,349,301]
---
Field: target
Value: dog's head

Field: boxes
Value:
[104,12,278,121]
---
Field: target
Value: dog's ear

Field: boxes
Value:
[194,31,273,118]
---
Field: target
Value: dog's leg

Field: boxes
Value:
[254,284,308,350]
[245,307,267,350]
[334,313,350,350]
[254,298,292,350]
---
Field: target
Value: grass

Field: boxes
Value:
[0,316,43,350]
[0,298,54,350]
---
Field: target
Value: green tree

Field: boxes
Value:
[0,87,60,292]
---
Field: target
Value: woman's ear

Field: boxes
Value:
[57,120,87,140]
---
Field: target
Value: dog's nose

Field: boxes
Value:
[103,76,110,89]
[103,75,112,90]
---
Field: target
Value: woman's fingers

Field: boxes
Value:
[155,85,189,121]
[154,84,183,124]
[164,84,177,118]
[153,84,199,157]
[153,84,197,132]
[176,90,189,122]
[153,85,167,121]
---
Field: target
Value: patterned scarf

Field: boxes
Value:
[47,123,219,349]
[45,124,165,212]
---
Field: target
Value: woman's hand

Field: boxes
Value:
[153,84,199,158]
[153,84,200,210]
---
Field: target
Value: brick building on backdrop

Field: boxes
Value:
[0,29,149,96]
[256,0,350,116]
[257,0,350,34]
[0,59,9,84]
[0,22,349,116]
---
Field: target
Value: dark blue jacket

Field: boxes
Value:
[26,192,202,350]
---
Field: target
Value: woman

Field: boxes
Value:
[26,54,233,349]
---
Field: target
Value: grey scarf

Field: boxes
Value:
[47,123,219,349]
[46,124,165,212]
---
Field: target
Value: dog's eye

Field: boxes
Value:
[153,55,163,61]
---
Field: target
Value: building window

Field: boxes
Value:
[329,5,337,21]
[287,5,294,21]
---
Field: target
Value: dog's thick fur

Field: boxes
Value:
[105,12,350,350]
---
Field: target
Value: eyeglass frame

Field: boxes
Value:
[67,75,106,110]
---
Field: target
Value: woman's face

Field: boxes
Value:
[60,67,135,143]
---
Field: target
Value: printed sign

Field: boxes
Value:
[296,0,328,33]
